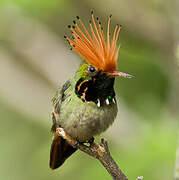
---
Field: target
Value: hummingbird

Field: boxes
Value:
[49,11,133,170]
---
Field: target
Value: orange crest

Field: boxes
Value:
[65,11,121,73]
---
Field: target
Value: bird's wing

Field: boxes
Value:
[51,80,71,132]
[52,80,71,110]
[50,80,77,169]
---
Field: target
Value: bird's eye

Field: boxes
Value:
[89,66,96,73]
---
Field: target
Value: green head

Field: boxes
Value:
[75,62,116,107]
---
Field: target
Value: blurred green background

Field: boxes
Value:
[0,0,178,180]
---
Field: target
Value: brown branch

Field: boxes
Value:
[56,127,128,180]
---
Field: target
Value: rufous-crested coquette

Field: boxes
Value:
[49,11,133,170]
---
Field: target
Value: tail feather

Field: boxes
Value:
[50,133,77,169]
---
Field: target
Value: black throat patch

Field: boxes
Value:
[75,72,116,106]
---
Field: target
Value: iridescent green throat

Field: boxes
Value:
[75,72,115,106]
